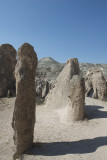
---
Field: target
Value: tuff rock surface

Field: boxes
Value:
[0,44,16,97]
[85,67,107,100]
[46,58,85,121]
[68,75,85,121]
[12,43,38,159]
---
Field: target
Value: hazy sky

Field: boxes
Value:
[0,0,107,63]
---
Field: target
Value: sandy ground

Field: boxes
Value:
[0,97,107,160]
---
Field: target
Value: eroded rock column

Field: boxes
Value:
[45,58,80,108]
[0,44,16,97]
[68,75,85,121]
[85,67,107,100]
[45,58,85,121]
[12,43,38,159]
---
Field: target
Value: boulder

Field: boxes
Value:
[12,43,38,159]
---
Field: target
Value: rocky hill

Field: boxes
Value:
[36,57,65,83]
[36,57,107,82]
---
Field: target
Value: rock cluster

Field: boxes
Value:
[85,67,107,100]
[12,43,38,159]
[0,44,16,97]
[36,78,53,105]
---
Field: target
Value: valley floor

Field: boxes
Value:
[0,97,107,160]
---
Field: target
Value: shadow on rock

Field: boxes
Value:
[25,136,107,156]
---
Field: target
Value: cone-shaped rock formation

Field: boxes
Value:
[46,58,85,121]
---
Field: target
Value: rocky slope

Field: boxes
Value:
[36,57,65,83]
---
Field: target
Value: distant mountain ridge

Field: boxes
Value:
[36,57,107,82]
[38,57,65,71]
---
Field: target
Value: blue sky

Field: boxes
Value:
[0,0,107,63]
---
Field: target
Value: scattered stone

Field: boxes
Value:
[12,43,38,159]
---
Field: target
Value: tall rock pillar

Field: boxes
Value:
[0,44,16,97]
[12,43,38,159]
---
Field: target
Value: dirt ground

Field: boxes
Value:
[0,97,107,160]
